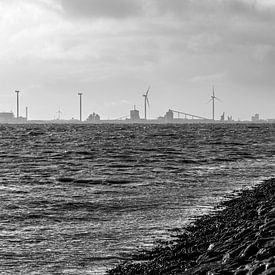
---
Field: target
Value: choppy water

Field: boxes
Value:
[0,123,274,274]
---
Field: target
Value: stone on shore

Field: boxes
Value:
[108,178,275,275]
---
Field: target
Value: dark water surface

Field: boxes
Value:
[0,124,274,274]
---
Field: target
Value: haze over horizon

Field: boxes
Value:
[0,0,274,121]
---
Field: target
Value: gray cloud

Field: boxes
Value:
[52,0,275,92]
[153,0,275,19]
[59,0,142,19]
[148,0,275,54]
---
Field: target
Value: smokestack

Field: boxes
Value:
[78,93,83,122]
[15,90,20,119]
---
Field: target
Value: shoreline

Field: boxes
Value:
[0,121,274,125]
[108,178,275,274]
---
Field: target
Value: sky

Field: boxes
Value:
[0,0,274,121]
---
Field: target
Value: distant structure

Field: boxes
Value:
[142,87,150,120]
[227,115,233,122]
[57,109,62,120]
[209,86,221,121]
[0,112,26,123]
[130,106,140,121]
[220,112,225,121]
[26,107,28,121]
[78,92,83,121]
[15,90,20,119]
[169,109,210,121]
[0,112,15,122]
[164,109,174,121]
[251,113,260,122]
[87,112,100,122]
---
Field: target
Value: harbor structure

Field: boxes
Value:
[158,109,210,123]
[170,110,210,121]
[0,87,273,124]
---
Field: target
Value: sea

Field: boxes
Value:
[0,123,274,274]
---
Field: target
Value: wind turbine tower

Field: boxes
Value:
[143,87,150,120]
[26,107,28,120]
[15,90,20,119]
[209,86,221,121]
[78,92,83,122]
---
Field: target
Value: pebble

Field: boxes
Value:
[208,243,215,251]
[222,253,231,265]
[234,269,248,275]
[265,262,275,269]
[240,244,259,259]
[248,263,266,275]
[256,248,269,260]
[261,267,275,275]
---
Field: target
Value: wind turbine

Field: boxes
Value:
[209,86,221,121]
[143,86,150,120]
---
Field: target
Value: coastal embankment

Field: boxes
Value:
[108,178,275,275]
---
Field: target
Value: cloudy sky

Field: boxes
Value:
[0,0,274,120]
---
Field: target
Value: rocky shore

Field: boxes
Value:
[108,178,275,275]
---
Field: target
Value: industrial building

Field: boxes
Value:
[87,112,100,122]
[0,112,15,122]
[251,114,260,122]
[164,109,174,121]
[130,107,140,121]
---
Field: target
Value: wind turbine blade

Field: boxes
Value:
[146,97,150,108]
[206,98,212,104]
[216,97,222,102]
[146,86,150,96]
